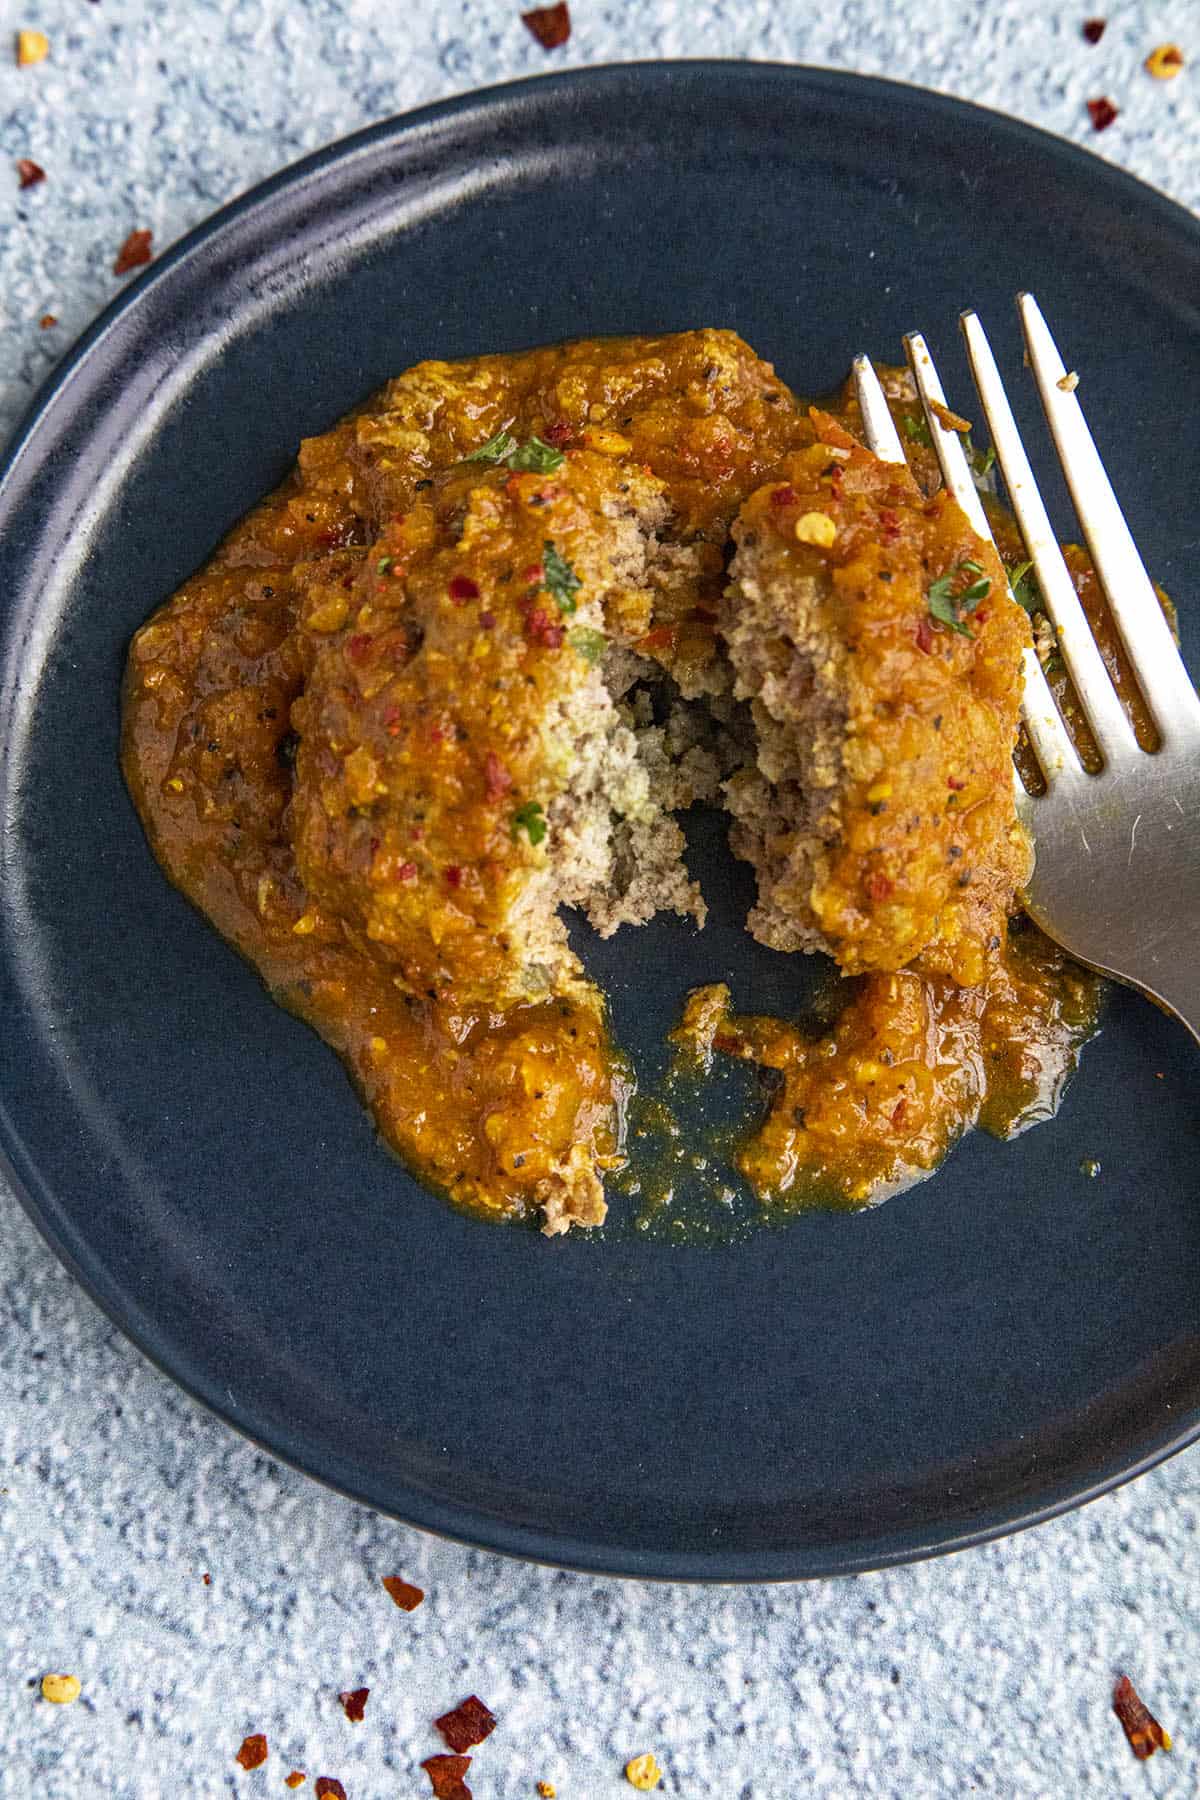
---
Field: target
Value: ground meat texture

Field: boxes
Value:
[722,420,1031,983]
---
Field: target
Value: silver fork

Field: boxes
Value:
[852,295,1200,1045]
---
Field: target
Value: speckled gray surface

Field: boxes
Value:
[2,3,1198,1795]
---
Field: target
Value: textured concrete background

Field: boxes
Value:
[1,3,1198,1795]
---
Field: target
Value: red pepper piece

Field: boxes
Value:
[435,1696,497,1754]
[113,228,153,275]
[521,4,570,50]
[421,1755,473,1800]
[1113,1675,1171,1759]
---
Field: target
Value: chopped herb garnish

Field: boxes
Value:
[1007,558,1042,614]
[963,435,996,483]
[509,434,565,473]
[512,800,547,846]
[927,558,991,637]
[902,412,933,448]
[464,431,566,473]
[567,625,607,664]
[464,429,519,464]
[377,556,394,574]
[542,541,581,614]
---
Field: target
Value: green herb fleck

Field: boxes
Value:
[512,800,547,846]
[464,429,519,464]
[377,556,394,575]
[1007,558,1043,615]
[902,412,933,448]
[542,541,582,614]
[567,626,607,665]
[927,558,991,637]
[963,434,996,482]
[509,435,565,474]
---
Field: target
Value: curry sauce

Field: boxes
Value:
[121,332,1116,1233]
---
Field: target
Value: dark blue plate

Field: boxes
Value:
[2,64,1199,1580]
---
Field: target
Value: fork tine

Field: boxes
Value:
[851,356,905,464]
[1018,292,1200,748]
[902,331,991,538]
[960,309,1138,762]
[903,331,1083,786]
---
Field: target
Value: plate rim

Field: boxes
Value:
[3,59,1200,1582]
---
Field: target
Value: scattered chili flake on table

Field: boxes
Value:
[236,1734,270,1771]
[39,313,57,329]
[521,4,571,50]
[435,1696,497,1754]
[16,158,45,188]
[1145,43,1185,78]
[422,1754,473,1800]
[1082,17,1106,43]
[382,1575,425,1610]
[1087,96,1119,130]
[1114,1674,1172,1759]
[285,1778,307,1791]
[113,228,153,275]
[338,1688,369,1724]
[40,1673,81,1705]
[624,1752,664,1791]
[16,29,50,66]
[314,1782,347,1800]
[202,1572,211,1585]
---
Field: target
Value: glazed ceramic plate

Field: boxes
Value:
[2,65,1199,1580]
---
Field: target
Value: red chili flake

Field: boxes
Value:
[879,507,900,544]
[636,626,677,652]
[381,1575,425,1610]
[525,608,564,649]
[1113,1675,1172,1759]
[713,1033,746,1057]
[113,228,153,275]
[484,751,512,800]
[314,1782,347,1800]
[522,563,546,585]
[1087,96,1119,130]
[449,574,480,602]
[39,313,57,329]
[345,633,373,662]
[16,158,45,188]
[445,865,463,888]
[865,872,894,901]
[235,1735,269,1771]
[479,611,496,631]
[383,705,403,736]
[1082,17,1106,42]
[891,1097,908,1127]
[285,1778,307,1791]
[947,775,966,791]
[521,3,570,50]
[202,1572,211,1586]
[429,723,447,744]
[338,1688,369,1724]
[421,1755,473,1800]
[435,1696,498,1754]
[915,616,935,654]
[769,484,798,508]
[542,419,574,448]
[397,861,418,883]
